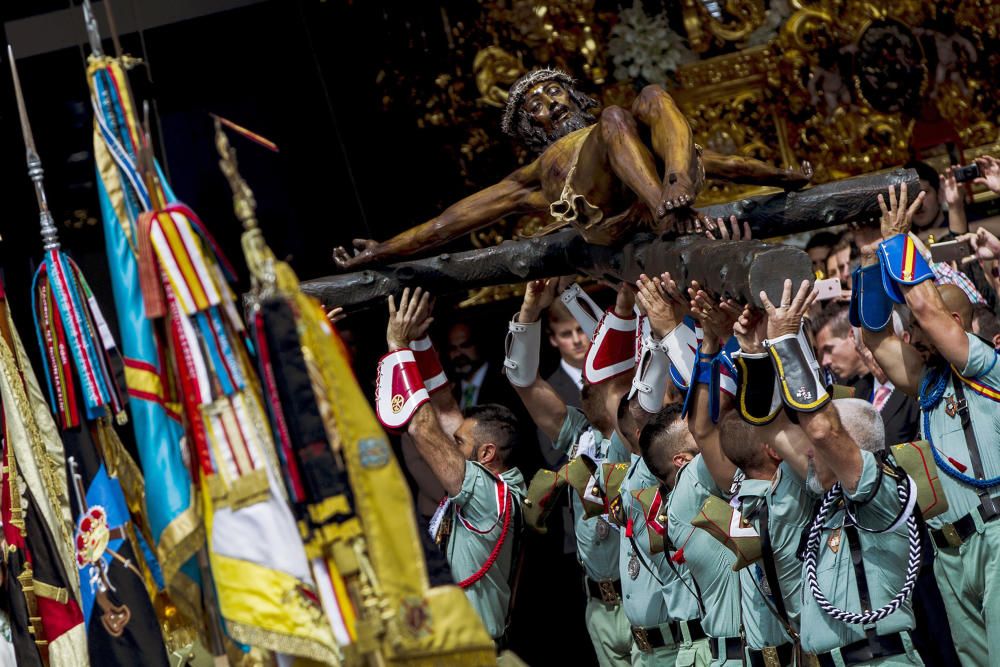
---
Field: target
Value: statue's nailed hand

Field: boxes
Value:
[877,182,925,240]
[333,238,379,270]
[387,287,434,351]
[759,279,816,339]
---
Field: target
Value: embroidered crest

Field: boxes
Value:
[391,393,404,413]
[795,386,813,401]
[945,394,958,418]
[359,438,391,468]
[595,516,611,541]
[627,553,640,580]
[400,596,432,638]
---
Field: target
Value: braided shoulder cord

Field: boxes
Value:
[804,480,920,625]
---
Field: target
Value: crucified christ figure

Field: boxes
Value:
[334,68,812,270]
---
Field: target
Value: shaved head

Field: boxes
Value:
[939,284,973,331]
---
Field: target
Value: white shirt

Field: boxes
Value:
[560,358,584,390]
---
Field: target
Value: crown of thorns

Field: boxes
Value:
[501,68,575,136]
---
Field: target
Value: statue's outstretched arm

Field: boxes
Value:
[334,161,546,270]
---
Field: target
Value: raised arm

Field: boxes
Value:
[858,247,925,397]
[685,284,740,491]
[506,278,569,441]
[760,279,863,491]
[383,287,467,495]
[878,183,971,370]
[334,161,547,270]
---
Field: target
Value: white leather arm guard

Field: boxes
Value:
[503,316,541,388]
[629,334,670,413]
[764,327,830,412]
[375,349,430,431]
[584,310,637,384]
[661,322,698,388]
[410,335,448,394]
[559,283,601,340]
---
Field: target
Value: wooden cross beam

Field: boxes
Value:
[303,168,916,309]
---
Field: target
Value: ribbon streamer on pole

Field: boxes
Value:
[9,44,174,666]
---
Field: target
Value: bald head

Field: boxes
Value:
[939,284,973,331]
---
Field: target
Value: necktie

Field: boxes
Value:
[462,383,477,409]
[872,386,891,412]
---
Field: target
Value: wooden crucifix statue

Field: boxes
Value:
[333,68,813,270]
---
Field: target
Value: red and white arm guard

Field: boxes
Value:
[375,349,430,431]
[503,316,541,388]
[584,309,637,385]
[410,335,448,394]
[559,283,601,340]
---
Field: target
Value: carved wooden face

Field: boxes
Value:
[522,80,582,136]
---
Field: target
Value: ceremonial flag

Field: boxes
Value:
[216,121,496,664]
[8,47,170,666]
[82,6,340,658]
[82,11,203,623]
[0,281,89,667]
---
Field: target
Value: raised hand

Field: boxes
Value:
[333,238,378,270]
[689,283,739,344]
[614,282,636,317]
[940,166,965,209]
[326,306,346,325]
[759,279,817,339]
[732,305,767,354]
[519,278,560,323]
[387,287,434,350]
[877,182,925,239]
[974,155,1000,194]
[635,273,683,337]
[958,228,1000,264]
[704,214,752,241]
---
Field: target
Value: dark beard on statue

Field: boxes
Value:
[516,109,597,153]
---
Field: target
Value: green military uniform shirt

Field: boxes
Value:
[735,461,817,650]
[616,453,702,627]
[554,407,626,581]
[667,455,741,642]
[447,460,526,639]
[921,332,1000,529]
[798,450,919,656]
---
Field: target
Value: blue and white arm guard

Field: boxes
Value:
[877,233,934,304]
[850,263,895,332]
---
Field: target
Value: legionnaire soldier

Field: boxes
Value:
[333,68,812,270]
[376,287,526,644]
[505,279,634,665]
[606,273,713,666]
[859,183,1000,665]
[760,279,924,664]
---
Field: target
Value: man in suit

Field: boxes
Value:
[814,301,868,385]
[537,300,591,468]
[850,324,920,446]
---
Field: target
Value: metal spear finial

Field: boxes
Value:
[81,0,105,57]
[8,45,60,250]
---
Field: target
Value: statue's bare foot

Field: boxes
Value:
[333,238,378,271]
[656,171,697,219]
[784,160,814,190]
